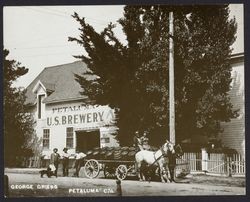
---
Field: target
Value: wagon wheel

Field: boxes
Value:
[84,159,100,178]
[104,164,116,178]
[116,165,128,181]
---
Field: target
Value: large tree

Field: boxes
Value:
[4,49,35,166]
[69,5,238,146]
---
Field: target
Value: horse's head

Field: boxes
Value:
[174,144,184,158]
[162,141,175,156]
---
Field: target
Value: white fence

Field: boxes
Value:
[176,152,245,176]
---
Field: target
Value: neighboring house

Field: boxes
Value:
[219,52,245,157]
[25,61,118,157]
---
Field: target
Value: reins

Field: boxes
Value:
[149,145,169,168]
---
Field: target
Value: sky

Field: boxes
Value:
[3,4,244,88]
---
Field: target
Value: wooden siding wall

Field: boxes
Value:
[220,60,245,157]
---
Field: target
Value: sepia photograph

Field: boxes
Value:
[3,2,245,197]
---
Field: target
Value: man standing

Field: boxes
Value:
[73,150,86,177]
[168,152,176,182]
[133,131,143,151]
[141,131,150,150]
[50,148,60,177]
[62,148,70,177]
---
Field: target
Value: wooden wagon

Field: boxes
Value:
[83,146,137,180]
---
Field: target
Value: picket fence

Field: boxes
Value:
[176,152,245,176]
[22,152,245,177]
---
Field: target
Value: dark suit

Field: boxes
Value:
[168,153,176,182]
[50,152,60,176]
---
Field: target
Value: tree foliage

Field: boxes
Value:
[69,5,238,146]
[4,49,35,166]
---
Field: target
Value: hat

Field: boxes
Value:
[63,147,68,152]
[53,148,58,152]
[135,131,139,134]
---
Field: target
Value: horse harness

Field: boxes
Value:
[150,144,170,168]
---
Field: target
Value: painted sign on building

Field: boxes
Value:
[46,104,116,128]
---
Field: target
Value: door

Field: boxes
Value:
[76,130,100,153]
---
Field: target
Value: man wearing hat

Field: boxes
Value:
[133,131,143,151]
[62,148,70,177]
[141,131,150,150]
[50,148,60,177]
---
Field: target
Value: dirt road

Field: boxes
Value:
[5,173,245,197]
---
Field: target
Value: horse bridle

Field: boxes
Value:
[151,143,172,167]
[160,144,170,157]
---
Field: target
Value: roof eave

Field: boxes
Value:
[44,97,89,104]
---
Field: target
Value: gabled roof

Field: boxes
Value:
[25,61,91,105]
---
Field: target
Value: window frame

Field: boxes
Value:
[43,129,50,149]
[66,127,74,148]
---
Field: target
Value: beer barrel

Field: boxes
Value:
[100,147,108,153]
[92,150,100,156]
[87,150,93,156]
[113,150,122,160]
[92,148,100,159]
[129,147,136,151]
[100,147,108,159]
[105,150,114,160]
[86,150,93,158]
[128,150,136,156]
[121,146,129,150]
[106,147,114,151]
[121,150,129,156]
[121,150,129,160]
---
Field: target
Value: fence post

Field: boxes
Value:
[201,148,208,173]
[228,156,232,177]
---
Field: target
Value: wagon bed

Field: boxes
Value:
[83,146,139,180]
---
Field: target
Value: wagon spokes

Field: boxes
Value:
[84,159,100,178]
[116,165,128,181]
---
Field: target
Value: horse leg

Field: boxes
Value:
[159,164,168,183]
[136,162,142,181]
[140,165,146,181]
[169,165,175,182]
[163,166,170,183]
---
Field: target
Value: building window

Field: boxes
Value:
[38,94,45,119]
[43,129,50,149]
[101,137,110,143]
[66,127,74,148]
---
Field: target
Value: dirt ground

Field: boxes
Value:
[5,172,246,197]
[184,174,245,187]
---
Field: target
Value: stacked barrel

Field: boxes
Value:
[85,146,139,161]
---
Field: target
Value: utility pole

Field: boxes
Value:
[169,11,175,145]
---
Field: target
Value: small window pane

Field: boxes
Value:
[43,129,50,149]
[66,127,73,148]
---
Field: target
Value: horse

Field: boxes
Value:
[135,141,175,183]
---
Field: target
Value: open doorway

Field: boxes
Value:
[76,130,100,153]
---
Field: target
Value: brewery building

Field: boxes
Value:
[25,61,118,157]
